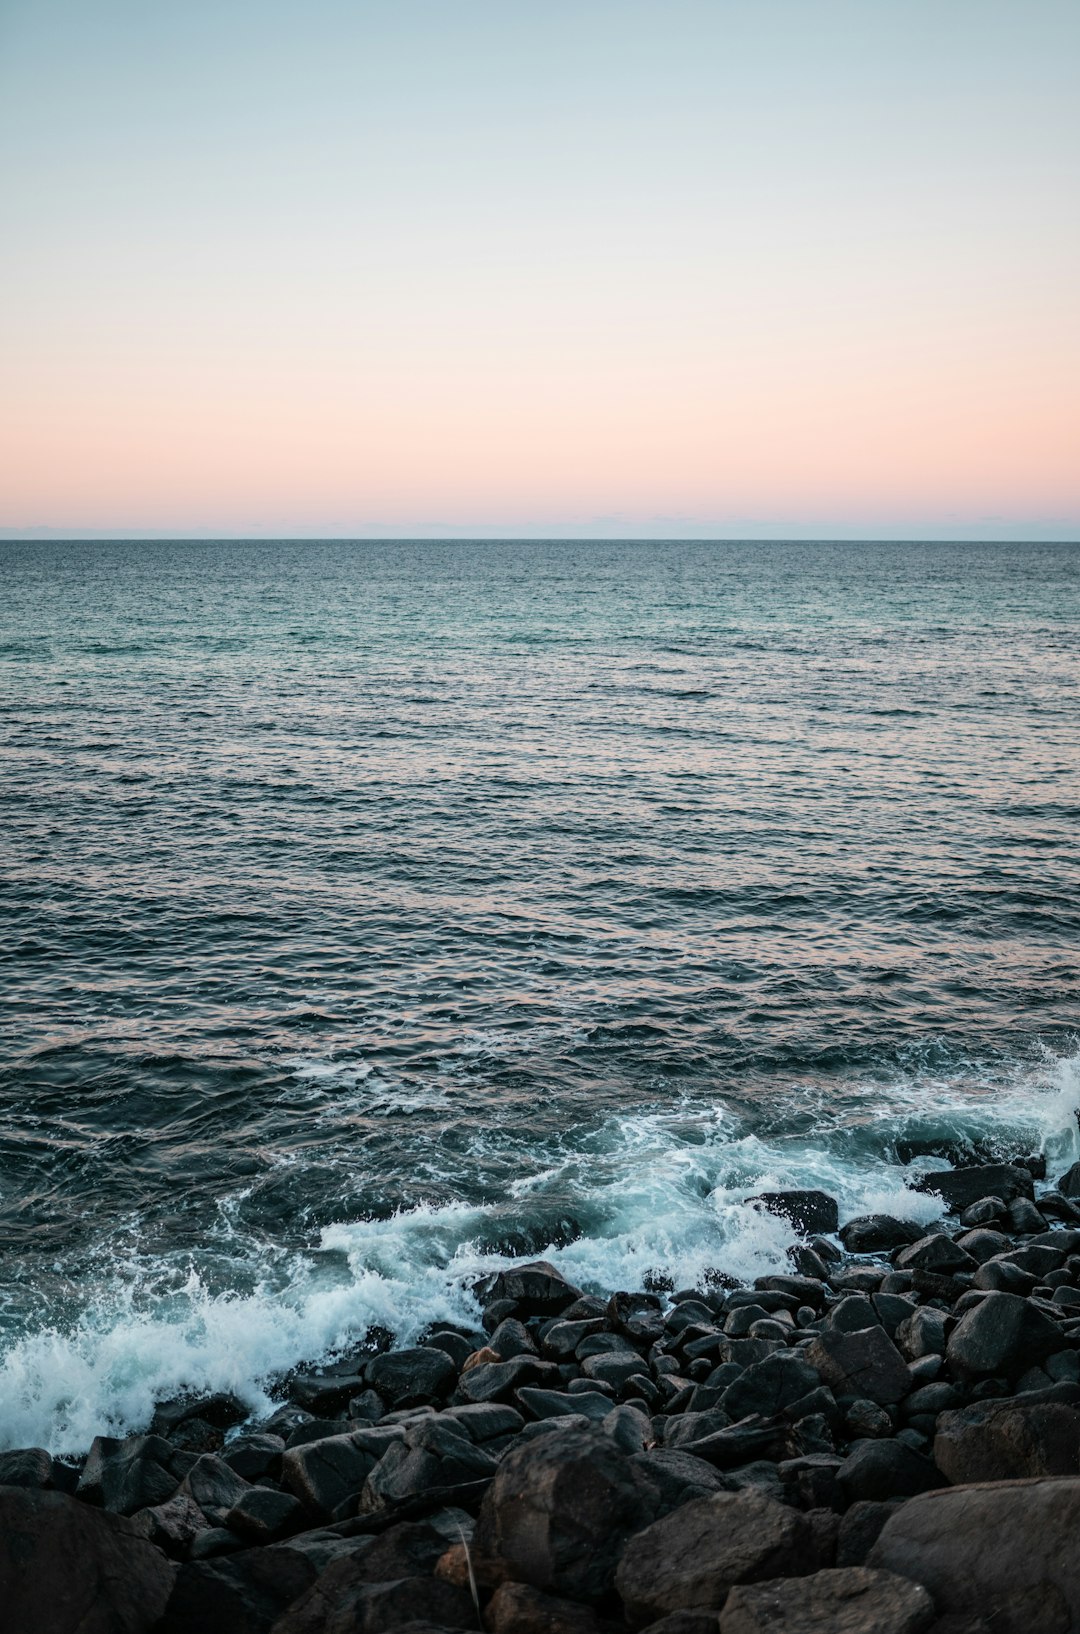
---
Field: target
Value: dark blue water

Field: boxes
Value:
[1,538,1078,1450]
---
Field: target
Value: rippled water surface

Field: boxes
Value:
[1,538,1078,1449]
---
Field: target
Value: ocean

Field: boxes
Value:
[1,537,1077,1454]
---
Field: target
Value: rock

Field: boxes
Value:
[288,1372,369,1416]
[933,1396,1080,1483]
[615,1489,815,1627]
[226,1486,303,1544]
[280,1433,379,1520]
[838,1217,922,1254]
[805,1326,911,1405]
[309,1575,477,1631]
[178,1454,251,1527]
[77,1433,191,1516]
[945,1291,1062,1379]
[541,1318,607,1359]
[358,1415,496,1513]
[718,1566,935,1633]
[424,1328,479,1369]
[517,1386,614,1423]
[748,1191,840,1236]
[914,1165,1034,1213]
[959,1197,1007,1228]
[836,1499,904,1567]
[130,1493,208,1557]
[274,1517,450,1632]
[844,1398,893,1440]
[835,1438,945,1503]
[365,1345,457,1406]
[453,1355,561,1404]
[222,1434,285,1483]
[868,1477,1080,1634]
[1057,1161,1080,1198]
[895,1307,948,1360]
[151,1393,248,1439]
[475,1422,651,1602]
[157,1545,318,1634]
[1007,1196,1048,1234]
[442,1402,524,1444]
[476,1260,583,1316]
[485,1580,602,1632]
[721,1353,820,1422]
[629,1447,735,1514]
[0,1446,53,1487]
[0,1485,177,1634]
[896,1236,977,1275]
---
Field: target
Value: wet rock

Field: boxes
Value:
[222,1433,286,1483]
[280,1433,379,1521]
[615,1489,815,1627]
[0,1485,177,1634]
[358,1415,496,1513]
[933,1395,1080,1483]
[678,1421,786,1470]
[77,1433,192,1516]
[425,1329,479,1369]
[453,1355,561,1404]
[283,1418,351,1451]
[954,1229,1011,1265]
[442,1401,524,1444]
[805,1326,911,1405]
[151,1393,248,1440]
[721,1353,820,1421]
[914,1164,1034,1213]
[226,1486,304,1544]
[541,1318,607,1359]
[1057,1160,1080,1198]
[178,1454,252,1527]
[130,1492,208,1557]
[971,1260,1035,1296]
[838,1217,922,1255]
[835,1438,945,1503]
[0,1445,53,1488]
[288,1373,369,1417]
[844,1398,894,1440]
[476,1260,584,1316]
[475,1422,651,1602]
[747,1191,840,1236]
[159,1544,319,1634]
[958,1198,1007,1229]
[868,1477,1080,1634]
[896,1236,977,1275]
[945,1290,1062,1379]
[718,1566,935,1634]
[1007,1196,1047,1234]
[365,1345,457,1407]
[485,1580,603,1633]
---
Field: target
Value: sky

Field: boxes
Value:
[1,0,1078,540]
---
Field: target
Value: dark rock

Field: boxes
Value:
[517,1386,613,1423]
[805,1326,911,1405]
[77,1433,191,1516]
[838,1217,923,1254]
[747,1191,839,1236]
[835,1438,945,1503]
[275,1517,448,1631]
[424,1329,478,1369]
[541,1318,606,1359]
[823,1294,878,1333]
[630,1447,735,1514]
[151,1394,248,1439]
[971,1260,1036,1296]
[895,1307,948,1360]
[358,1415,496,1513]
[475,1422,651,1603]
[365,1345,457,1407]
[288,1373,369,1417]
[158,1543,321,1634]
[934,1395,1080,1482]
[958,1197,1007,1229]
[284,1418,350,1451]
[896,1236,977,1275]
[280,1433,379,1521]
[718,1566,935,1633]
[0,1485,177,1634]
[487,1316,539,1360]
[1007,1196,1048,1234]
[954,1228,1010,1264]
[914,1164,1034,1213]
[868,1477,1080,1634]
[615,1489,815,1627]
[1057,1161,1080,1198]
[442,1401,524,1444]
[453,1355,560,1404]
[0,1446,53,1488]
[757,1274,828,1310]
[844,1398,894,1439]
[130,1493,207,1558]
[945,1290,1062,1379]
[222,1434,285,1483]
[836,1499,904,1567]
[226,1486,303,1543]
[679,1421,786,1470]
[476,1260,583,1316]
[721,1353,820,1422]
[178,1454,251,1527]
[485,1580,602,1632]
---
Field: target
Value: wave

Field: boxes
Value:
[1,1047,1078,1456]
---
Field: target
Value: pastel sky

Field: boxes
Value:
[1,0,1078,539]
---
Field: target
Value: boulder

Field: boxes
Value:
[955,1229,1011,1264]
[226,1486,303,1544]
[485,1580,602,1633]
[868,1477,1080,1634]
[130,1493,208,1557]
[365,1345,457,1406]
[0,1446,53,1487]
[517,1386,614,1423]
[894,1307,948,1361]
[838,1217,922,1254]
[945,1291,1062,1379]
[835,1438,945,1503]
[895,1236,977,1275]
[475,1422,651,1602]
[222,1434,285,1483]
[914,1165,1034,1213]
[158,1544,318,1634]
[747,1191,839,1236]
[805,1326,910,1405]
[1057,1161,1080,1199]
[280,1433,379,1521]
[358,1415,496,1512]
[177,1454,251,1528]
[616,1489,815,1626]
[629,1447,735,1514]
[933,1396,1080,1483]
[721,1353,820,1422]
[718,1566,935,1633]
[0,1485,177,1634]
[835,1499,905,1567]
[272,1518,451,1632]
[77,1433,191,1516]
[453,1355,560,1404]
[475,1261,583,1315]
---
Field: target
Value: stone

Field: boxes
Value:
[475,1423,651,1603]
[894,1307,948,1360]
[0,1485,177,1634]
[424,1328,478,1369]
[476,1260,583,1316]
[288,1373,369,1416]
[1057,1161,1080,1198]
[222,1433,285,1483]
[720,1353,820,1422]
[485,1580,602,1633]
[441,1401,524,1443]
[486,1317,538,1359]
[358,1414,496,1512]
[757,1274,828,1310]
[914,1164,1034,1213]
[958,1197,1007,1228]
[157,1545,318,1634]
[955,1228,1011,1263]
[1007,1196,1048,1234]
[835,1438,945,1503]
[517,1386,613,1423]
[541,1318,606,1359]
[0,1445,53,1487]
[895,1235,977,1275]
[364,1345,457,1406]
[868,1477,1080,1634]
[280,1433,378,1520]
[269,1523,465,1631]
[805,1326,910,1404]
[629,1447,735,1515]
[177,1454,251,1527]
[130,1493,208,1557]
[453,1355,560,1404]
[78,1433,191,1516]
[748,1191,840,1236]
[933,1396,1080,1483]
[151,1393,248,1439]
[836,1499,904,1567]
[838,1217,922,1254]
[615,1489,815,1627]
[945,1290,1062,1379]
[718,1566,934,1634]
[226,1486,304,1543]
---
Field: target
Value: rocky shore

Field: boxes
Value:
[6,1155,1080,1633]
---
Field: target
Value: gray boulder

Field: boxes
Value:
[914,1164,1034,1213]
[805,1326,911,1404]
[718,1566,935,1633]
[934,1396,1080,1483]
[280,1432,379,1521]
[365,1345,457,1406]
[945,1291,1062,1379]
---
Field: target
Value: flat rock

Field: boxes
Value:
[718,1566,935,1633]
[615,1489,815,1627]
[914,1165,1034,1213]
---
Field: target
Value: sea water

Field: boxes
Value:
[0,537,1077,1452]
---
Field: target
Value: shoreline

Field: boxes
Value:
[4,1152,1080,1631]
